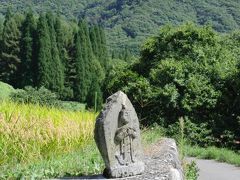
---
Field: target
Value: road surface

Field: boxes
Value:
[187,157,240,180]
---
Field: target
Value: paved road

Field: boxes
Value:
[187,157,240,180]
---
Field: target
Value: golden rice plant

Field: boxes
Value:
[0,101,97,166]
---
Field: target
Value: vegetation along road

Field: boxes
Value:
[187,158,240,180]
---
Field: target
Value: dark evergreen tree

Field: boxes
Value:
[0,10,21,85]
[36,14,52,89]
[87,74,103,111]
[46,12,64,95]
[89,26,99,58]
[94,26,103,61]
[88,25,109,109]
[63,50,75,100]
[91,25,109,70]
[55,15,73,99]
[73,28,88,102]
[18,10,36,87]
[55,16,67,66]
[73,20,106,104]
[99,27,108,69]
[63,32,76,100]
[81,20,94,92]
[86,56,105,110]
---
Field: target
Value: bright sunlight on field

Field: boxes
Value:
[0,101,97,166]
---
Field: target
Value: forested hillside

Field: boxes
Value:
[0,0,240,53]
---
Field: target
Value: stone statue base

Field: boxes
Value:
[103,162,145,178]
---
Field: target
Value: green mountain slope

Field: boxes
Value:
[1,0,240,53]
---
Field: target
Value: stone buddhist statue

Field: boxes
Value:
[94,91,145,178]
[115,104,137,166]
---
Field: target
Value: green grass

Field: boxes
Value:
[141,125,165,146]
[0,142,104,179]
[185,145,240,166]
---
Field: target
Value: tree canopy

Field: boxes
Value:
[106,23,240,141]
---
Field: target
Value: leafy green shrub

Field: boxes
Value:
[11,86,59,106]
[167,117,214,147]
[0,81,15,101]
[10,86,86,111]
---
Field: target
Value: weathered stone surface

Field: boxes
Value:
[143,138,184,180]
[94,91,145,178]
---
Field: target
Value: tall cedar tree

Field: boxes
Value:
[36,14,52,89]
[89,25,107,109]
[74,20,96,102]
[91,26,109,70]
[55,16,73,99]
[74,24,87,102]
[46,12,64,96]
[81,20,94,92]
[93,26,103,65]
[87,73,103,111]
[64,38,76,100]
[89,26,99,58]
[55,16,67,66]
[83,22,105,108]
[99,27,108,70]
[18,10,36,87]
[0,9,21,85]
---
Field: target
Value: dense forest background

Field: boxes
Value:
[0,9,108,109]
[0,0,240,54]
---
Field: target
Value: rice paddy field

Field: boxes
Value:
[0,101,98,179]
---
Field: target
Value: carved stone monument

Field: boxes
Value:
[94,91,145,178]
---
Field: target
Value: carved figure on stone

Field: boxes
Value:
[94,91,144,178]
[115,104,137,166]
